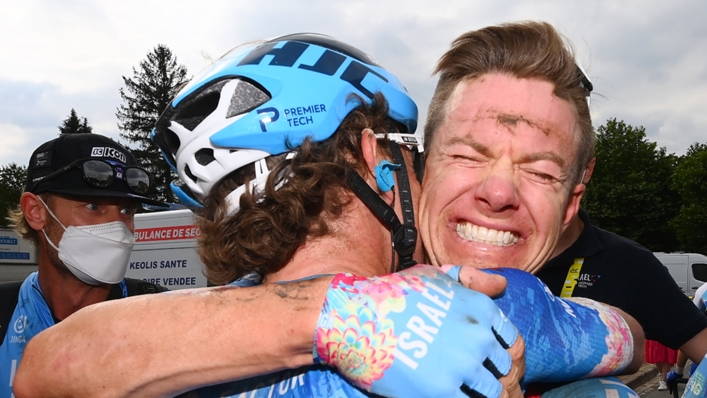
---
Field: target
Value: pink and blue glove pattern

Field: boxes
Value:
[314,264,519,398]
[483,268,634,384]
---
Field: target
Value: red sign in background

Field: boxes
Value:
[135,225,201,242]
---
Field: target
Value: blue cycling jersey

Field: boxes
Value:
[683,354,707,398]
[0,272,129,397]
[182,365,370,398]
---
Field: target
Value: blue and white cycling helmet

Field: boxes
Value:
[153,33,421,209]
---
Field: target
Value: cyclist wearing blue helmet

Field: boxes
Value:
[16,32,641,398]
[152,33,522,398]
[160,33,642,398]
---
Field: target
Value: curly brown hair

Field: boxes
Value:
[196,93,401,285]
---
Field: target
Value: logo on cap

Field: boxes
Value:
[33,150,52,168]
[91,147,127,163]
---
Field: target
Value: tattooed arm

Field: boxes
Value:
[14,279,331,398]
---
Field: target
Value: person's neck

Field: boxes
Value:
[550,215,585,259]
[265,199,391,283]
[37,252,111,321]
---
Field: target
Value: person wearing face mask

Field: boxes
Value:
[0,133,168,395]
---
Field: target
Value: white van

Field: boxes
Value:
[653,252,707,298]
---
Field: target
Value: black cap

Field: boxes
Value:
[26,134,167,207]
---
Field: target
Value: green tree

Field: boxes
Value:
[58,108,93,135]
[583,118,681,251]
[116,44,188,203]
[0,163,27,227]
[671,143,707,253]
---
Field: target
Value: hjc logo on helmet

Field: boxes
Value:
[91,147,127,163]
[240,40,387,132]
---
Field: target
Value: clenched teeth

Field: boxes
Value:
[456,222,519,246]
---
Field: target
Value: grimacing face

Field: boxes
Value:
[419,73,586,273]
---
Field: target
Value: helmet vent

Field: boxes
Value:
[195,148,216,166]
[226,80,271,118]
[183,164,197,183]
[174,80,228,131]
[161,129,181,163]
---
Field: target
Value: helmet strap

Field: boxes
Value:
[346,142,418,273]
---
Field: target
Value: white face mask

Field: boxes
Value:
[38,197,136,285]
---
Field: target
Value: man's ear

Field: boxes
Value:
[562,183,585,231]
[562,157,595,229]
[583,158,596,184]
[360,128,394,204]
[360,128,379,173]
[21,193,48,232]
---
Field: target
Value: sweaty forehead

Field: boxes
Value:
[495,113,546,134]
[444,74,578,141]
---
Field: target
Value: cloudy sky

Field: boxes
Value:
[1,0,706,167]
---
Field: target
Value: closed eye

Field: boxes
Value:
[521,168,561,184]
[450,153,486,164]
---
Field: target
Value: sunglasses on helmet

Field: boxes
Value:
[38,159,153,195]
[376,132,425,182]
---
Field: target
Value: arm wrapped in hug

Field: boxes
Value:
[483,268,634,384]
